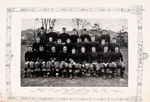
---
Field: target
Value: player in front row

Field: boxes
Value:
[111,47,125,78]
[99,46,112,79]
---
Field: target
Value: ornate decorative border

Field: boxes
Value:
[6,6,149,102]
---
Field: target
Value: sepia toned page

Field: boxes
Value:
[0,0,150,102]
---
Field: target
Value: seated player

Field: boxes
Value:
[49,45,60,77]
[89,46,100,77]
[46,37,56,52]
[98,39,108,52]
[32,37,41,52]
[100,30,110,45]
[111,47,125,78]
[46,27,58,42]
[37,46,49,77]
[109,37,120,52]
[59,27,69,44]
[68,48,80,78]
[59,46,69,78]
[89,36,99,52]
[23,45,34,78]
[70,29,79,44]
[80,28,91,42]
[99,46,112,79]
[79,46,90,77]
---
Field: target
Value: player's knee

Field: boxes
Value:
[68,63,72,68]
[99,63,104,68]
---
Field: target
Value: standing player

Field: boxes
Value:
[109,37,120,52]
[111,47,125,78]
[47,27,58,42]
[32,37,41,52]
[59,27,69,44]
[100,30,110,45]
[69,29,79,44]
[80,28,91,42]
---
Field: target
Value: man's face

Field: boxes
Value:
[84,38,89,43]
[63,46,67,52]
[91,36,96,42]
[51,46,56,52]
[92,47,96,53]
[115,47,119,53]
[41,29,45,34]
[62,28,66,33]
[57,39,62,44]
[28,47,32,52]
[39,47,44,52]
[73,30,77,35]
[82,29,87,34]
[101,39,106,45]
[81,47,86,53]
[72,49,76,54]
[49,37,53,42]
[66,39,71,44]
[102,31,107,35]
[112,39,117,44]
[77,38,82,43]
[36,38,40,43]
[104,47,108,53]
[49,28,53,32]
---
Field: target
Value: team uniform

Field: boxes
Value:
[59,33,69,43]
[89,52,100,76]
[100,34,110,45]
[99,52,112,78]
[111,52,125,78]
[47,32,58,42]
[80,34,91,42]
[109,43,120,52]
[23,50,35,77]
[69,35,79,44]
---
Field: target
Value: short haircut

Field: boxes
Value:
[62,27,66,29]
[49,27,53,29]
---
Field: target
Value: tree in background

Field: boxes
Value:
[72,18,90,30]
[36,18,57,30]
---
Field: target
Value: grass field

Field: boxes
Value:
[21,45,128,87]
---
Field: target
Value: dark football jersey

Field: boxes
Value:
[109,43,120,52]
[68,53,79,62]
[99,52,111,63]
[25,51,34,61]
[89,52,99,62]
[58,52,69,61]
[69,35,79,44]
[59,33,69,43]
[79,52,89,62]
[32,42,40,51]
[111,52,123,62]
[89,42,99,52]
[80,34,91,42]
[100,34,110,44]
[47,32,58,42]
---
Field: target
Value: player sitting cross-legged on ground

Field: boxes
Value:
[110,46,125,78]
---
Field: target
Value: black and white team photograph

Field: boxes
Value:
[21,18,128,87]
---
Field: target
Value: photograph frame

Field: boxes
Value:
[5,5,149,102]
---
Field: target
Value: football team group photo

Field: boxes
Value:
[21,18,128,87]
